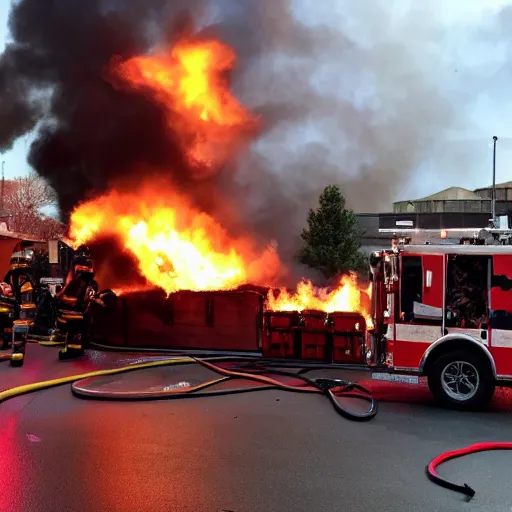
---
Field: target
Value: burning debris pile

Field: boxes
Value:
[65,34,370,321]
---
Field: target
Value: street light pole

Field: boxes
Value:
[492,136,498,228]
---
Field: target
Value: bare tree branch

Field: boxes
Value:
[1,172,63,239]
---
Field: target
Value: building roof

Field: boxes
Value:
[474,181,512,191]
[0,225,44,243]
[414,186,480,201]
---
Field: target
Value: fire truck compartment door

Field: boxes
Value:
[421,255,444,309]
[491,255,512,314]
[490,255,512,367]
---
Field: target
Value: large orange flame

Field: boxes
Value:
[70,185,280,293]
[69,36,371,322]
[111,38,258,173]
[266,275,373,327]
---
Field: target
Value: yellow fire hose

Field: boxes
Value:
[28,340,64,347]
[0,349,378,422]
[0,356,195,404]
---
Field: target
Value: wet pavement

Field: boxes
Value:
[1,344,512,512]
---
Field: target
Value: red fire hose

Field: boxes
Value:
[427,442,512,499]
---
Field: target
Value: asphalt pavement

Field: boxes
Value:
[1,344,512,512]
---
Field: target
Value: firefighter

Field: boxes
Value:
[32,284,57,336]
[0,281,15,349]
[57,246,99,360]
[3,242,35,303]
[2,242,37,365]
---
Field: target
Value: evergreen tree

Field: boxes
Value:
[298,185,366,279]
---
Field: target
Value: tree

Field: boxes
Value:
[298,185,366,279]
[1,171,65,239]
[32,215,67,239]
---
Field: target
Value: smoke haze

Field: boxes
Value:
[0,0,509,266]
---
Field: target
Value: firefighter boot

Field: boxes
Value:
[10,321,30,367]
[57,310,86,360]
[58,332,85,360]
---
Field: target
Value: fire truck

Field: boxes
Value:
[367,235,512,410]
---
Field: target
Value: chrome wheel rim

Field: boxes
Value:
[441,361,480,401]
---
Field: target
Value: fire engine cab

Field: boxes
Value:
[367,236,512,410]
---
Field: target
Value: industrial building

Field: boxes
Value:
[393,182,512,216]
[357,182,512,251]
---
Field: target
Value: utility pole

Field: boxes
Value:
[492,136,498,228]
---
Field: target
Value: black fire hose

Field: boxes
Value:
[192,358,378,421]
[224,360,378,421]
[426,442,512,500]
[69,356,377,422]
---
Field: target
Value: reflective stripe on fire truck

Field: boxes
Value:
[387,324,502,375]
[393,324,441,343]
[371,373,419,385]
[490,330,512,348]
[388,324,440,370]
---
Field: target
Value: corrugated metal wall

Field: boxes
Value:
[378,212,492,229]
[474,187,512,201]
[394,198,512,215]
[357,212,492,232]
[394,199,493,213]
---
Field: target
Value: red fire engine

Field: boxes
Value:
[367,236,512,410]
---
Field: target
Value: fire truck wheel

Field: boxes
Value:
[427,350,495,410]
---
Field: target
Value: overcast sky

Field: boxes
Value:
[1,0,512,205]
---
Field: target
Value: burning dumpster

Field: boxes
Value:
[91,288,264,352]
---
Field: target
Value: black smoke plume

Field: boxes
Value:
[0,0,505,272]
[1,0,210,215]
